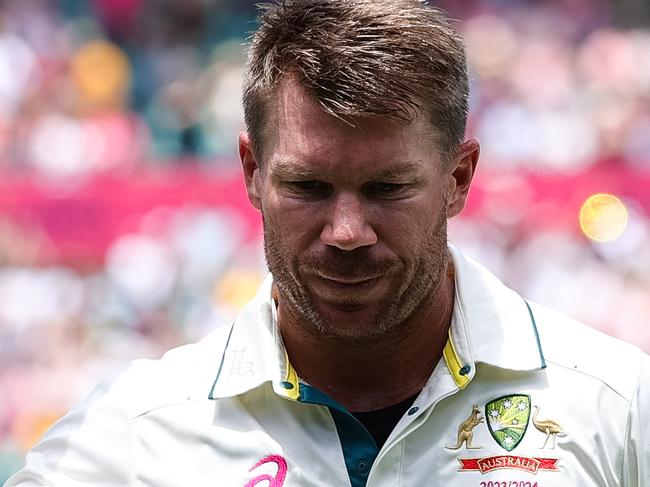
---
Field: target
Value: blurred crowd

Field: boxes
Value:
[1,0,650,481]
[0,0,648,175]
[448,0,650,170]
[0,0,257,177]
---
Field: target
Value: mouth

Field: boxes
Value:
[306,271,389,311]
[316,273,380,286]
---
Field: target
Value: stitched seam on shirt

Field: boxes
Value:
[128,414,136,486]
[620,360,642,485]
[131,397,222,420]
[545,358,634,402]
[453,291,474,367]
[316,404,355,486]
[398,440,405,487]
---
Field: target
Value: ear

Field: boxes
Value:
[446,138,480,218]
[239,132,262,211]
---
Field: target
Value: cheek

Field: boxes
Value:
[369,200,444,241]
[262,195,324,248]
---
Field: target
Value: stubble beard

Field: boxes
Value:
[263,210,449,341]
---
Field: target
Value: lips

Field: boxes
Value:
[316,273,379,285]
[304,270,389,311]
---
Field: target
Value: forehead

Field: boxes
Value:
[261,78,441,174]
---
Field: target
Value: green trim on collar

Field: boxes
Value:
[524,300,547,369]
[300,384,378,487]
[208,322,236,400]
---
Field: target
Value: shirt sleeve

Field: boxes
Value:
[4,372,135,486]
[622,352,650,487]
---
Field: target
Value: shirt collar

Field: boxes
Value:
[209,275,300,400]
[446,244,546,380]
[209,246,546,400]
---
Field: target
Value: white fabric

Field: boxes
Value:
[6,246,650,486]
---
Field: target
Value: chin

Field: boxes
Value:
[307,300,399,341]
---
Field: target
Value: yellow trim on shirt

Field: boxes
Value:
[443,330,471,390]
[280,351,301,401]
[280,330,471,399]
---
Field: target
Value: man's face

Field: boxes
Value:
[243,79,458,340]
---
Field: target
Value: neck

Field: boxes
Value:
[276,266,455,413]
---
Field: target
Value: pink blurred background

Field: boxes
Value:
[1,0,649,479]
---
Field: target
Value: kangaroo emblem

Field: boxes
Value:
[445,404,484,450]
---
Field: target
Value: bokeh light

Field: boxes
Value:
[579,193,629,242]
[71,40,131,112]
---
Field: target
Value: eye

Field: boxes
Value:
[291,180,323,191]
[285,180,331,197]
[376,183,401,193]
[366,182,407,197]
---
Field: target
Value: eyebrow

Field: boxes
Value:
[371,161,425,180]
[269,158,425,180]
[270,159,318,179]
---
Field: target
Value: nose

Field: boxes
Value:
[320,192,377,251]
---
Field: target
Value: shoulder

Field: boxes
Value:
[99,323,234,419]
[3,325,235,486]
[529,301,647,402]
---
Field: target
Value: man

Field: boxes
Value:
[6,1,649,486]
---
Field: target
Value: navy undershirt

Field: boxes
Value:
[351,393,419,449]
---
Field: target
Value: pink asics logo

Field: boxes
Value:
[244,455,288,487]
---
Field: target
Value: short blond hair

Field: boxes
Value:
[242,0,469,163]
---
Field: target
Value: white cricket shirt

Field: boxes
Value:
[6,246,650,486]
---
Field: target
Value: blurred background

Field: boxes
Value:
[0,0,649,479]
